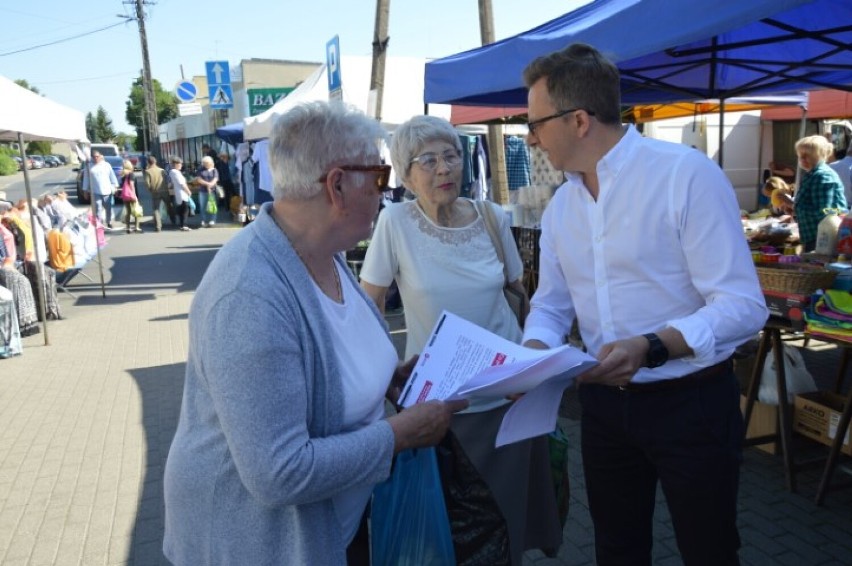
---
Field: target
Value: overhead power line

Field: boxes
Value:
[0,20,131,57]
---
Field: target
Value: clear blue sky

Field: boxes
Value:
[0,0,589,133]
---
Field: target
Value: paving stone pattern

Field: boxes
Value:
[0,222,851,565]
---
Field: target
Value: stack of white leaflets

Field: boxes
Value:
[399,311,598,447]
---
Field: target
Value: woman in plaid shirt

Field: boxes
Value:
[790,135,847,251]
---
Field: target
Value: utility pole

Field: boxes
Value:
[369,0,391,122]
[125,0,160,160]
[478,0,509,205]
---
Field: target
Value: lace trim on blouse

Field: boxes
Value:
[405,201,484,246]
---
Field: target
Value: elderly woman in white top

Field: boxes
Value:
[168,156,192,231]
[163,102,466,566]
[360,115,563,564]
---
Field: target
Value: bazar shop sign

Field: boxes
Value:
[248,88,294,116]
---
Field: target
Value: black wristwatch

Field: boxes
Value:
[643,333,669,368]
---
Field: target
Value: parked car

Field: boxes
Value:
[126,152,146,170]
[11,156,23,170]
[30,155,45,169]
[74,155,125,205]
[42,155,61,167]
[50,154,67,165]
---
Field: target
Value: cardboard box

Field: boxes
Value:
[740,395,778,455]
[793,391,852,456]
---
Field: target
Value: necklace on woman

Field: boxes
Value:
[271,211,343,302]
[293,245,342,302]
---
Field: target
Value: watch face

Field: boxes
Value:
[645,333,668,368]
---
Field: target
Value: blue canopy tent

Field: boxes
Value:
[424,0,852,167]
[424,0,852,107]
[215,121,244,145]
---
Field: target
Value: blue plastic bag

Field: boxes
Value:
[371,447,455,566]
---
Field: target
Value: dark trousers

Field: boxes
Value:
[176,202,188,228]
[578,370,743,566]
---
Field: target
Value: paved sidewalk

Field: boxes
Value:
[1,218,851,565]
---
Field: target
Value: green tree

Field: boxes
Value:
[14,79,40,94]
[0,145,16,175]
[25,141,52,155]
[115,132,136,151]
[86,107,117,143]
[126,76,178,151]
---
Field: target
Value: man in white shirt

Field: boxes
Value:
[82,151,118,229]
[828,145,852,204]
[521,43,768,566]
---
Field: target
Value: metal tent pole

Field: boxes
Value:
[16,132,49,346]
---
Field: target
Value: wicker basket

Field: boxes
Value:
[755,263,837,294]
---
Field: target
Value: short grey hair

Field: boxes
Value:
[390,115,461,186]
[201,155,214,167]
[170,156,182,164]
[268,101,387,200]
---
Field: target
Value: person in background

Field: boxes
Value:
[195,156,219,228]
[169,157,192,232]
[785,135,848,251]
[359,114,561,565]
[11,200,61,321]
[119,160,141,234]
[82,151,118,229]
[163,101,467,565]
[51,191,80,226]
[144,156,174,232]
[522,43,768,565]
[216,152,235,207]
[0,201,40,336]
[37,193,63,230]
[828,145,852,205]
[761,175,794,216]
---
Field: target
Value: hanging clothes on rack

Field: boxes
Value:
[504,136,531,191]
[458,134,477,199]
[470,135,490,201]
[253,140,274,205]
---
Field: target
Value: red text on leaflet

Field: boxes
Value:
[492,353,507,366]
[416,381,433,404]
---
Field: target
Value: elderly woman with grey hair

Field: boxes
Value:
[788,135,847,251]
[163,102,467,566]
[360,114,562,564]
[195,155,219,227]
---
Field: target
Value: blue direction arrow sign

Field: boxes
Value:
[175,81,197,103]
[205,61,230,85]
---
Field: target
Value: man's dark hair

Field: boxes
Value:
[523,43,622,126]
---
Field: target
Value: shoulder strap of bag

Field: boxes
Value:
[474,200,509,284]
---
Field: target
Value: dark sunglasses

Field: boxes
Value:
[319,164,393,193]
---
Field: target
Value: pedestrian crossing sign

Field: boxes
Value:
[208,84,233,109]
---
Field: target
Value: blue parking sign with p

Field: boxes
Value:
[326,36,342,92]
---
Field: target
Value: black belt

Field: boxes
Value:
[615,358,733,393]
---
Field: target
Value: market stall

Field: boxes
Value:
[0,75,92,346]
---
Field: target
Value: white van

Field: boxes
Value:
[90,143,120,157]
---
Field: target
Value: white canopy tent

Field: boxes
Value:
[0,75,88,143]
[243,56,452,141]
[0,75,100,345]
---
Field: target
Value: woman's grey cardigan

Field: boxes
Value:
[163,203,395,565]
